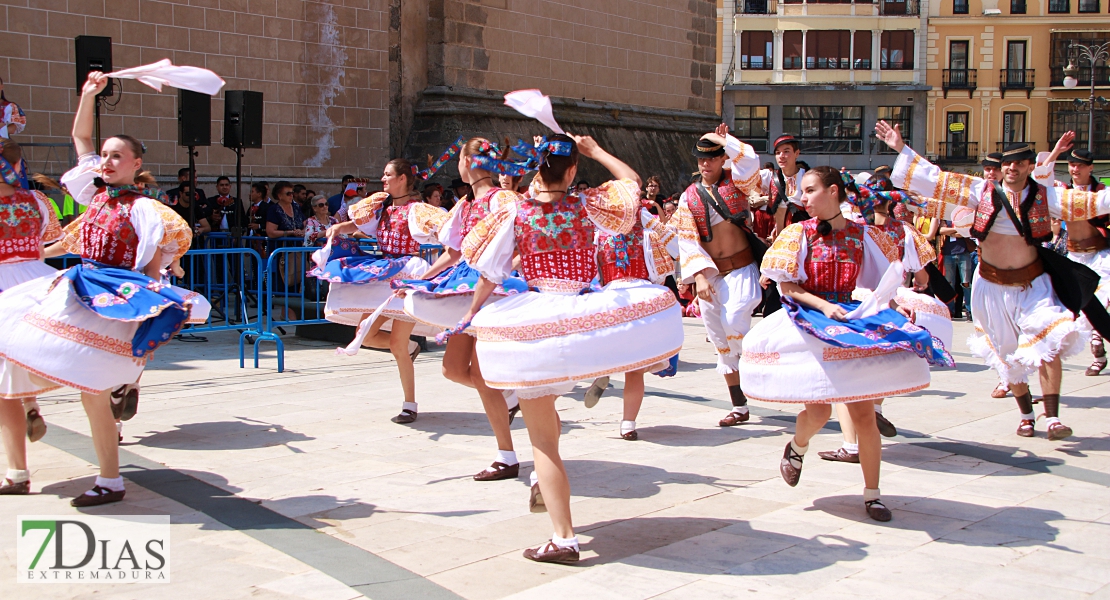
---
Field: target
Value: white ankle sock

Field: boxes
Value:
[529,470,538,487]
[788,439,808,469]
[1020,411,1035,421]
[91,475,124,493]
[402,401,418,413]
[621,420,636,435]
[873,404,883,415]
[116,422,123,434]
[503,390,519,410]
[495,450,518,466]
[1045,416,1061,426]
[23,399,39,412]
[863,487,881,502]
[842,442,859,453]
[551,534,579,551]
[6,469,29,483]
[732,406,749,415]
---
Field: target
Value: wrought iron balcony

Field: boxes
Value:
[1000,69,1035,98]
[740,0,778,13]
[942,69,977,98]
[938,142,979,164]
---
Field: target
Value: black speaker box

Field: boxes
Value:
[178,89,211,147]
[223,90,263,149]
[74,35,113,97]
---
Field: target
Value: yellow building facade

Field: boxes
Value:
[926,0,1110,167]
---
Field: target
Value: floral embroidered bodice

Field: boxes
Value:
[801,218,865,303]
[514,194,597,284]
[377,202,422,257]
[0,189,45,263]
[81,191,140,267]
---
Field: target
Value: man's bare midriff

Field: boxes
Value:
[979,233,1039,270]
[700,220,749,259]
[1065,219,1099,243]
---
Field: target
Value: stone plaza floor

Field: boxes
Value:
[2,318,1110,599]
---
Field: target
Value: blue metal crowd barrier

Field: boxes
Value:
[249,243,443,373]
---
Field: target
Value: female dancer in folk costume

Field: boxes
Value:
[311,158,449,424]
[1033,143,1110,377]
[0,78,26,139]
[819,172,954,464]
[878,122,1110,441]
[739,166,953,522]
[671,124,765,427]
[393,137,531,481]
[0,72,204,505]
[586,204,680,441]
[450,134,683,563]
[0,141,63,491]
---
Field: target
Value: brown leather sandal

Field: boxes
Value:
[71,485,125,507]
[523,540,579,564]
[0,478,29,495]
[621,429,638,441]
[991,382,1009,399]
[1086,358,1107,377]
[1016,419,1035,438]
[719,411,750,427]
[1046,421,1073,441]
[391,409,417,424]
[473,462,519,481]
[865,499,892,522]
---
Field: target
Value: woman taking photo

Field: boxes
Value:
[453,134,683,563]
[310,159,447,424]
[0,72,203,505]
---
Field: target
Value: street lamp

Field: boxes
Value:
[1062,41,1110,154]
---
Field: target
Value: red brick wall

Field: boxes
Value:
[0,0,390,181]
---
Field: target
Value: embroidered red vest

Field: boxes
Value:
[514,194,596,287]
[597,216,649,285]
[458,188,498,238]
[0,189,45,263]
[685,174,748,242]
[82,191,140,267]
[971,180,1050,244]
[876,220,907,262]
[377,202,422,257]
[801,218,865,304]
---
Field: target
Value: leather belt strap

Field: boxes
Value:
[712,246,754,276]
[979,258,1044,288]
[1067,235,1108,254]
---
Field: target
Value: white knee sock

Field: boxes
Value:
[551,533,579,551]
[91,475,124,493]
[6,469,29,483]
[621,420,636,435]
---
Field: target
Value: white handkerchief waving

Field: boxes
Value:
[504,89,564,134]
[108,59,225,96]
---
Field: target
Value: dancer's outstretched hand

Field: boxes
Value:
[874,120,905,153]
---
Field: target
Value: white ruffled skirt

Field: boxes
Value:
[1069,248,1110,311]
[968,269,1089,384]
[472,279,684,399]
[322,256,438,336]
[0,259,56,293]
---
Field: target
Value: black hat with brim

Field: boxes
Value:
[981,152,1002,168]
[692,137,726,158]
[1002,143,1035,163]
[1067,148,1095,165]
[772,134,800,152]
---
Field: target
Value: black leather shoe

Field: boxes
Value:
[865,499,892,522]
[391,409,417,424]
[507,403,520,426]
[0,478,29,495]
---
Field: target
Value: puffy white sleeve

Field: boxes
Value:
[901,223,935,273]
[761,223,807,283]
[672,190,717,283]
[60,152,102,206]
[347,192,388,236]
[437,200,468,251]
[858,226,895,290]
[407,202,450,246]
[582,178,640,236]
[759,169,774,196]
[129,198,167,271]
[31,190,64,243]
[461,201,518,285]
[642,209,676,284]
[1033,152,1056,188]
[1048,184,1110,220]
[725,135,763,197]
[891,147,985,220]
